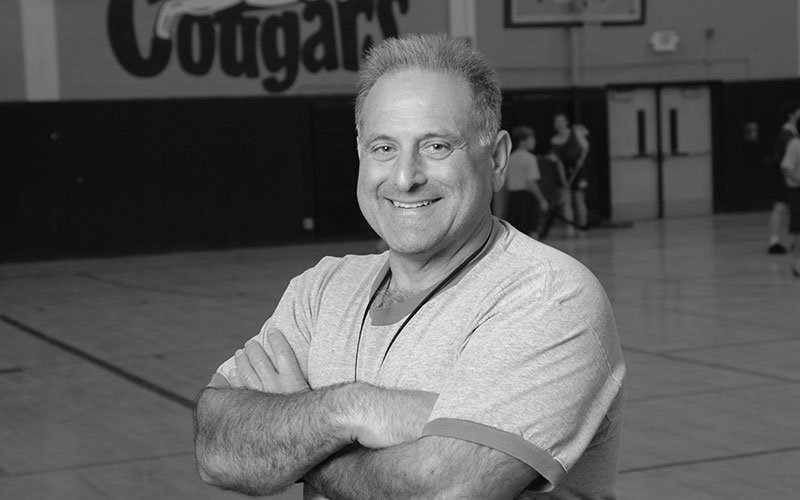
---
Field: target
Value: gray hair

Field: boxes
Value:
[354,33,502,146]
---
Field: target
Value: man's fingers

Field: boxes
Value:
[245,341,277,373]
[267,328,303,376]
[227,369,242,388]
[234,349,263,391]
[244,340,279,390]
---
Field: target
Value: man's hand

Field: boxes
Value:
[230,328,310,393]
[348,385,438,449]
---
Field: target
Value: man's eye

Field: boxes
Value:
[422,142,453,159]
[370,145,396,160]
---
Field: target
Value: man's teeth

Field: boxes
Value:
[392,200,434,209]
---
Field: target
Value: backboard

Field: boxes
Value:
[504,0,645,27]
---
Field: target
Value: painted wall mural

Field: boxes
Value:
[0,0,448,101]
[107,0,409,93]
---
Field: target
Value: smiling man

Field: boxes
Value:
[194,34,625,499]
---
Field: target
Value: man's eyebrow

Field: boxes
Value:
[360,131,466,147]
[386,131,464,141]
[361,134,394,145]
[418,131,463,143]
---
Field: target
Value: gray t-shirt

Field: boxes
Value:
[214,218,626,498]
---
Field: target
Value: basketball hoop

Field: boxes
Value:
[506,0,643,28]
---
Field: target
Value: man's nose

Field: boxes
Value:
[392,149,427,191]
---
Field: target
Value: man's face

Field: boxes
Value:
[356,69,504,257]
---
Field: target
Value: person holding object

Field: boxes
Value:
[550,113,590,237]
[194,33,625,499]
[506,126,549,238]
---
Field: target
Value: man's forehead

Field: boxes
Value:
[361,69,474,121]
[369,67,470,98]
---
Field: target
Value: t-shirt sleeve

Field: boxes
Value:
[210,261,328,387]
[420,277,624,492]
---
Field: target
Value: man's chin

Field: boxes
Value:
[383,236,437,257]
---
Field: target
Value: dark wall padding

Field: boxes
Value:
[306,98,374,239]
[1,98,321,261]
[716,79,800,212]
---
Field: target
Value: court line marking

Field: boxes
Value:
[621,344,800,384]
[0,314,194,410]
[620,445,800,474]
[76,271,258,300]
[624,381,782,404]
[0,451,194,478]
[662,352,799,385]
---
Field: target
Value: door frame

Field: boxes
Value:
[606,80,722,219]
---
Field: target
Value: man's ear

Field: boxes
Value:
[490,130,511,192]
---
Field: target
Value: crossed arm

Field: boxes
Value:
[304,434,536,500]
[193,330,537,498]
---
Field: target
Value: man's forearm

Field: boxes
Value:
[194,385,352,496]
[305,435,534,500]
[306,439,450,500]
[194,383,437,496]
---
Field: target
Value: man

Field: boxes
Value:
[767,104,800,254]
[506,126,549,238]
[194,34,625,499]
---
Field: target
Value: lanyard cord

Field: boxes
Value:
[353,228,493,382]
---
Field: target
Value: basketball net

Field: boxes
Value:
[567,0,589,13]
[567,0,610,25]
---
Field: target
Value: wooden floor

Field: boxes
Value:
[1,212,798,499]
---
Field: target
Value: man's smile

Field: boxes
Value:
[389,198,441,209]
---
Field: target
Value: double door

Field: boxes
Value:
[607,86,713,220]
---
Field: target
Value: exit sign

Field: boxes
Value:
[649,30,680,52]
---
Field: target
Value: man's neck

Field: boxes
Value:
[386,217,493,294]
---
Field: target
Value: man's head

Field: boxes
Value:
[355,34,502,147]
[354,34,510,259]
[511,126,536,152]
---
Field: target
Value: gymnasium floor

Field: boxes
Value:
[1,212,798,500]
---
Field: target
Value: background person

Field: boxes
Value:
[767,103,800,254]
[193,34,625,500]
[506,126,549,237]
[549,113,590,237]
[779,129,800,275]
